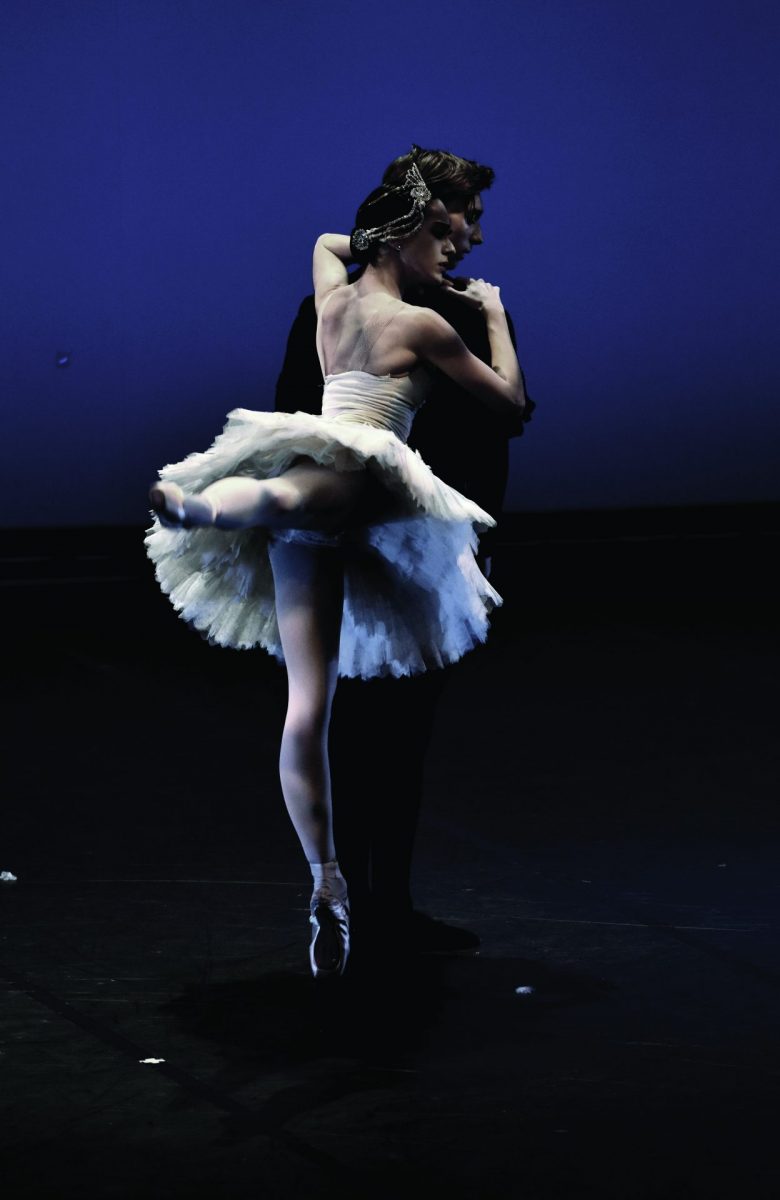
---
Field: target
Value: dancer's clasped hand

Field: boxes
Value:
[443,276,504,315]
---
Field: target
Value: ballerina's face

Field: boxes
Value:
[396,200,456,286]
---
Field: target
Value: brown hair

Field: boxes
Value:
[382,145,495,204]
[349,178,427,266]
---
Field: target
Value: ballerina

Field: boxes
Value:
[146,156,526,978]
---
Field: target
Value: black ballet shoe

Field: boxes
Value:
[149,482,215,529]
[309,895,350,979]
[370,908,481,957]
[408,910,481,955]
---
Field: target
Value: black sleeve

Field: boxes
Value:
[273,295,323,416]
[503,308,536,439]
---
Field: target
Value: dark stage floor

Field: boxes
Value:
[3,505,779,1198]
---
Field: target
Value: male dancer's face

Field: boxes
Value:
[443,194,484,267]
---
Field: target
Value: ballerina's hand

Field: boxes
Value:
[442,277,503,314]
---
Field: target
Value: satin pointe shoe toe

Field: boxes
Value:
[149,482,214,529]
[309,897,350,979]
[150,482,186,527]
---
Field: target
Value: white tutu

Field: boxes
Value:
[145,370,502,679]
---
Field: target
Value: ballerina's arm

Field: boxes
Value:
[410,291,527,420]
[312,234,353,315]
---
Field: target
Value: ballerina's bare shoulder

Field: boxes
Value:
[316,288,424,380]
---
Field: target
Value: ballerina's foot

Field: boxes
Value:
[309,895,351,980]
[149,482,216,529]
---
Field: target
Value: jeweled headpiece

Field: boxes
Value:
[352,161,432,251]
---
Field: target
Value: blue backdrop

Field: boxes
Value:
[2,0,778,525]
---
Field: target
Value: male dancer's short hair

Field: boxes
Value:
[382,146,495,204]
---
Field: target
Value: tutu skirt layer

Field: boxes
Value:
[145,407,502,679]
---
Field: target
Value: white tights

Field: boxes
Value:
[167,460,369,884]
[226,460,367,881]
[197,458,367,533]
[268,534,346,875]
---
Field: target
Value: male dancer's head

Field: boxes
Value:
[382,146,495,269]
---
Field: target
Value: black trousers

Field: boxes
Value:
[330,667,450,925]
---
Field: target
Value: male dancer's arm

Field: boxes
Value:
[502,310,536,435]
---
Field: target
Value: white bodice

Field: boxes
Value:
[321,370,430,444]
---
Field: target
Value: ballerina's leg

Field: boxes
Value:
[152,459,370,532]
[269,536,343,862]
[269,536,350,974]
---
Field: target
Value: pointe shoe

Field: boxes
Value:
[149,482,215,529]
[309,895,350,979]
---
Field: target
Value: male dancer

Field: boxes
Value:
[274,147,534,956]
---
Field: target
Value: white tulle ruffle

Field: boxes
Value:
[145,406,501,679]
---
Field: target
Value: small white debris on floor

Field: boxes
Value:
[139,1058,166,1065]
[1,870,17,883]
[515,985,535,995]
